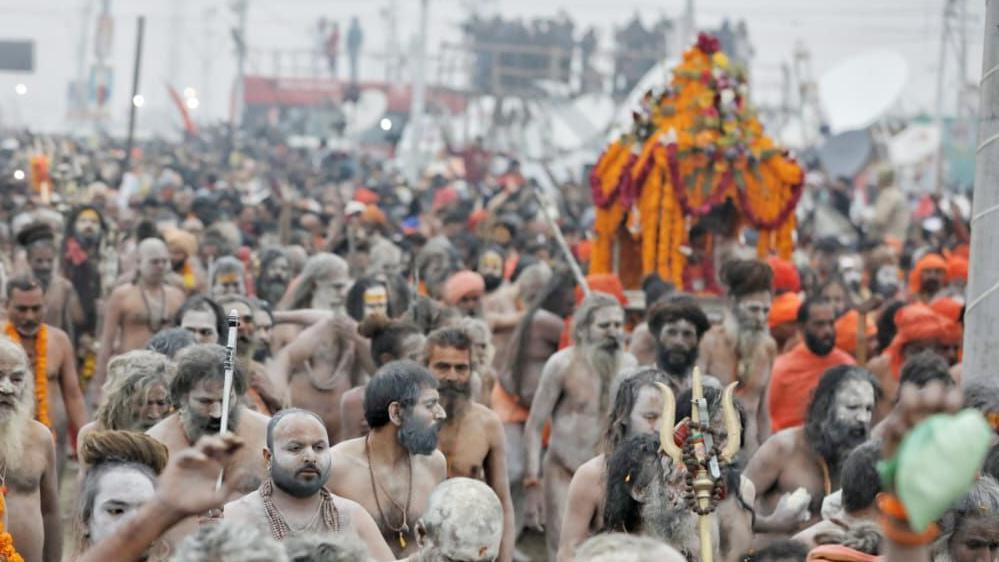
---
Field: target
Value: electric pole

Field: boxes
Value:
[228,0,248,160]
[963,0,999,390]
[405,0,429,182]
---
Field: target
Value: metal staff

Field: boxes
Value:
[528,181,590,296]
[657,368,742,562]
[216,309,240,490]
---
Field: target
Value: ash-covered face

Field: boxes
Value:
[823,379,875,456]
[27,244,55,286]
[363,285,389,319]
[74,211,102,242]
[180,378,240,444]
[88,467,156,545]
[656,319,699,376]
[133,383,170,431]
[428,346,473,416]
[585,306,626,352]
[949,515,999,562]
[268,413,332,498]
[733,291,772,332]
[181,309,219,345]
[212,271,243,297]
[311,273,351,311]
[0,350,29,422]
[626,386,665,439]
[137,240,170,284]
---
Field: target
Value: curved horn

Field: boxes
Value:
[656,383,683,466]
[720,381,742,463]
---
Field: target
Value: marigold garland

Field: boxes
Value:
[181,260,196,290]
[0,487,25,562]
[589,32,804,284]
[4,323,51,429]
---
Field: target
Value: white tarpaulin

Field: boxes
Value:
[819,51,908,134]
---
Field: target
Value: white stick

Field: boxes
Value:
[216,309,240,491]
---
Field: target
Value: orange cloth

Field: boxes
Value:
[806,545,880,562]
[468,209,489,232]
[576,273,627,305]
[946,256,969,283]
[931,297,963,323]
[362,205,387,226]
[953,243,970,259]
[442,271,486,305]
[575,240,593,264]
[491,383,530,423]
[908,253,947,295]
[353,187,379,204]
[835,309,877,358]
[769,292,802,329]
[768,343,856,431]
[768,256,801,293]
[883,303,951,378]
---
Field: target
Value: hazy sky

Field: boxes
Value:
[0,0,985,135]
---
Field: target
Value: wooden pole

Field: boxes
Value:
[122,16,145,178]
[962,0,999,389]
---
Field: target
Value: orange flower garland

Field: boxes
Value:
[4,324,50,429]
[181,260,196,290]
[590,33,803,285]
[0,488,25,562]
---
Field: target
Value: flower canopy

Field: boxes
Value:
[590,33,804,289]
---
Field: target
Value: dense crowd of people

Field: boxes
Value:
[0,122,994,562]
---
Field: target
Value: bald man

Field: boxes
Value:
[91,238,184,405]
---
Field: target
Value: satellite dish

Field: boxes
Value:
[817,129,874,178]
[818,50,908,134]
[889,123,941,167]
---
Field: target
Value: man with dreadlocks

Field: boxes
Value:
[698,258,777,456]
[746,365,880,536]
[557,367,668,562]
[222,408,394,560]
[61,205,110,351]
[524,291,636,561]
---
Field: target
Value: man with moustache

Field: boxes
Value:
[523,292,637,561]
[423,327,515,562]
[746,365,879,535]
[768,298,856,432]
[216,295,284,415]
[325,360,447,559]
[273,253,352,352]
[146,344,270,554]
[4,276,88,480]
[648,295,712,395]
[256,248,292,307]
[0,337,62,562]
[17,222,84,335]
[60,206,108,348]
[222,408,394,560]
[93,238,185,404]
[164,227,206,296]
[698,258,777,455]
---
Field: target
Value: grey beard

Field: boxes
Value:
[584,344,621,414]
[724,315,766,360]
[0,398,31,473]
[639,490,702,561]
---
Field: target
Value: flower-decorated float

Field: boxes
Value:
[589,33,804,292]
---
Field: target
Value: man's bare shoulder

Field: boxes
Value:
[758,426,803,456]
[420,449,448,476]
[109,283,136,299]
[26,419,54,449]
[164,284,186,299]
[146,414,186,448]
[223,490,262,517]
[546,348,574,370]
[470,402,502,429]
[574,455,605,482]
[330,437,366,463]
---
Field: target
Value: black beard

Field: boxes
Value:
[181,406,240,444]
[482,274,503,293]
[921,279,942,296]
[253,347,272,362]
[271,461,330,498]
[657,345,697,377]
[808,416,868,466]
[76,232,100,246]
[259,280,288,305]
[398,412,439,455]
[804,332,835,356]
[437,380,471,417]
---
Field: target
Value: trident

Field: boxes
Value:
[657,368,741,562]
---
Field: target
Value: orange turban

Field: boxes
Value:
[768,292,801,329]
[947,256,969,283]
[908,253,947,294]
[806,545,879,562]
[884,303,951,378]
[576,273,626,306]
[442,271,485,305]
[353,187,379,205]
[362,205,386,226]
[835,309,877,358]
[767,256,800,293]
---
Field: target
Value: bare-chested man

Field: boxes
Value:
[0,337,61,562]
[223,408,394,560]
[17,222,84,335]
[147,344,270,547]
[326,360,447,559]
[270,312,373,441]
[93,237,184,403]
[557,368,666,562]
[698,258,777,456]
[273,253,352,352]
[745,365,879,537]
[216,294,284,415]
[4,275,87,479]
[524,292,637,560]
[423,327,515,562]
[494,271,574,541]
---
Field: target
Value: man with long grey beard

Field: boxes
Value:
[523,292,637,561]
[223,408,394,560]
[0,337,62,562]
[697,258,777,457]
